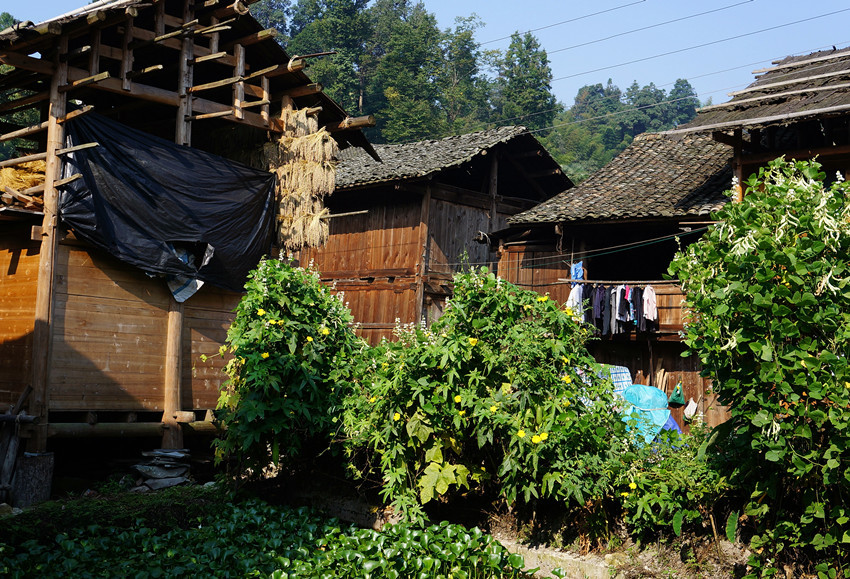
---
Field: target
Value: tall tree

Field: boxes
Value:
[493,32,558,133]
[250,0,292,39]
[437,15,489,134]
[363,0,444,142]
[668,78,700,127]
[286,0,370,113]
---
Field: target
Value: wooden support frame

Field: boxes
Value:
[59,71,110,93]
[121,15,134,91]
[29,35,69,453]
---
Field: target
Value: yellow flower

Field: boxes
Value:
[517,430,526,438]
[620,492,630,498]
[564,307,573,315]
[561,356,569,364]
[539,432,548,441]
[537,295,548,302]
[562,375,572,384]
[441,333,447,338]
[468,338,479,346]
[382,362,389,369]
[369,396,377,403]
[393,412,401,421]
[564,400,571,407]
[531,435,541,444]
[490,405,498,413]
[320,327,330,336]
[454,395,462,403]
[257,308,266,316]
[306,336,313,342]
[629,482,637,490]
[523,304,532,311]
[459,410,466,417]
[261,352,270,359]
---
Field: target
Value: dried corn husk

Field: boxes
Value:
[0,160,46,204]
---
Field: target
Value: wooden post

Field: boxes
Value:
[733,128,744,202]
[416,184,432,324]
[120,16,134,91]
[208,16,220,53]
[88,29,101,75]
[233,43,244,120]
[260,75,270,127]
[161,300,184,449]
[175,0,194,146]
[162,0,194,448]
[28,36,69,453]
[488,151,498,270]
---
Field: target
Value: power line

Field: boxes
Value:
[551,7,850,82]
[485,40,849,128]
[547,0,754,56]
[480,0,646,46]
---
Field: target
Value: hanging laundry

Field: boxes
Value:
[643,285,658,332]
[570,261,584,287]
[566,283,583,316]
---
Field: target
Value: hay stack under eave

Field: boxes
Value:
[0,160,46,208]
[265,108,338,251]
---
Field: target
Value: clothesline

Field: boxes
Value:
[556,278,679,285]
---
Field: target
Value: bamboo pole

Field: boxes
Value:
[233,43,245,120]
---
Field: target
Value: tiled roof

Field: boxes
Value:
[670,46,850,134]
[336,126,543,188]
[509,132,731,224]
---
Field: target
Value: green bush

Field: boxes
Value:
[670,159,850,576]
[213,258,361,477]
[336,268,630,521]
[616,424,730,541]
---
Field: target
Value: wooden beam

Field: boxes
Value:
[56,142,99,156]
[325,114,375,132]
[742,143,850,165]
[0,51,56,76]
[222,28,277,50]
[0,152,48,168]
[244,64,282,82]
[129,19,199,50]
[208,16,220,53]
[60,45,92,62]
[59,71,110,93]
[189,75,240,93]
[0,119,48,143]
[190,51,227,64]
[162,300,185,449]
[0,91,49,115]
[185,110,234,121]
[125,64,164,80]
[175,0,195,146]
[240,99,270,109]
[278,82,323,99]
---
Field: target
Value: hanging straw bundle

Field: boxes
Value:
[264,107,338,251]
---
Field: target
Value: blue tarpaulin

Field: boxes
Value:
[621,383,672,444]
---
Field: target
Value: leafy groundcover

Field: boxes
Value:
[0,486,534,579]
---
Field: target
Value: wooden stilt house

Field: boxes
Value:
[491,132,733,429]
[0,0,373,474]
[297,126,573,344]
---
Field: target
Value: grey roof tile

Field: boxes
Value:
[509,132,731,224]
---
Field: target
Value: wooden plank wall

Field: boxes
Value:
[0,225,41,410]
[427,198,490,273]
[182,288,241,411]
[301,199,421,278]
[497,247,572,303]
[49,242,238,413]
[50,243,170,411]
[299,195,423,344]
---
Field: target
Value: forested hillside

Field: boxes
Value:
[252,0,700,182]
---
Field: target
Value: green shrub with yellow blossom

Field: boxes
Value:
[336,268,630,521]
[213,257,361,477]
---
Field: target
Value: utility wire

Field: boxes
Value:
[551,7,850,81]
[480,0,646,45]
[548,0,754,56]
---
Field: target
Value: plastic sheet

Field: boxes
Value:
[59,110,276,292]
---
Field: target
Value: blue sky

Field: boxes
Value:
[12,0,850,108]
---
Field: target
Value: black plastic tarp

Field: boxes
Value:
[59,110,276,292]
